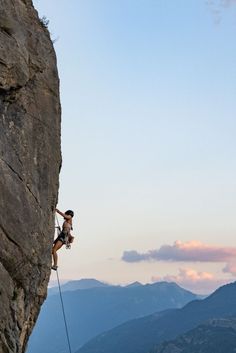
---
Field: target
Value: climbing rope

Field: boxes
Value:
[56,269,72,353]
[55,213,61,234]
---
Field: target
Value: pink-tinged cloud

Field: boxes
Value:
[122,240,236,263]
[152,268,231,294]
[223,261,236,276]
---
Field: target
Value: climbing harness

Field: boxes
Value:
[56,268,73,353]
[55,214,71,249]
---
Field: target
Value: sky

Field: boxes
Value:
[33,0,236,294]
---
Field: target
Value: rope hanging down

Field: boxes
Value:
[55,213,61,232]
[56,269,72,353]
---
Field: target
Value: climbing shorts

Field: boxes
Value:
[53,231,67,245]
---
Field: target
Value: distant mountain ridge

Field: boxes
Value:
[27,280,198,353]
[48,278,109,295]
[126,281,143,288]
[151,317,236,353]
[77,281,236,353]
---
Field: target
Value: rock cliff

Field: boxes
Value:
[0,0,61,352]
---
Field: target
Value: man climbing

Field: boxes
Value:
[52,208,75,270]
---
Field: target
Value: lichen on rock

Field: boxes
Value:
[0,0,61,352]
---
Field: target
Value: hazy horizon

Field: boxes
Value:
[48,275,234,295]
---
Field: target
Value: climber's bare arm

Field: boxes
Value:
[55,208,71,220]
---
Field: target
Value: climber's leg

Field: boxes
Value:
[52,240,63,269]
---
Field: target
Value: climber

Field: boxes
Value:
[51,208,75,271]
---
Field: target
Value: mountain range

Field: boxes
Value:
[77,282,236,353]
[48,278,109,295]
[27,280,198,353]
[150,317,236,353]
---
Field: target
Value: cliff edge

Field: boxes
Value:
[0,0,61,352]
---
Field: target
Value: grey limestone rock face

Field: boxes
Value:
[0,0,61,352]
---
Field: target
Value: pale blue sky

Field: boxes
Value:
[33,0,236,293]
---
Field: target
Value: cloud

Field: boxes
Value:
[223,261,236,276]
[152,267,230,294]
[206,0,236,24]
[221,0,236,7]
[122,240,236,263]
[206,0,236,9]
[122,240,236,278]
